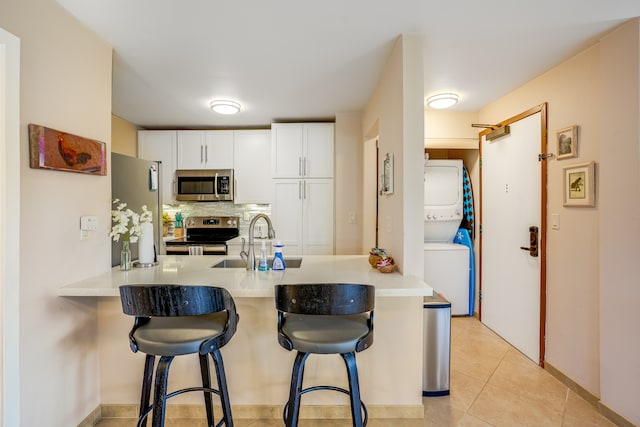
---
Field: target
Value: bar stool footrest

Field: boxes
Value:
[282,385,368,426]
[137,386,225,427]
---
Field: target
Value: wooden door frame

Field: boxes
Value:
[478,103,548,366]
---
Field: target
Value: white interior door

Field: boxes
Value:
[481,109,545,364]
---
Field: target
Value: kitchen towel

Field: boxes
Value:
[138,222,155,264]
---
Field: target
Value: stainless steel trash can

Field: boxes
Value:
[423,294,451,396]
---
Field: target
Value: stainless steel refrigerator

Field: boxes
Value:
[111,153,162,267]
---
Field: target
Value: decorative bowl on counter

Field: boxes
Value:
[377,257,397,273]
[368,254,382,268]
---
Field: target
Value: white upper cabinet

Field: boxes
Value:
[271,123,334,178]
[138,130,177,204]
[233,130,271,204]
[177,130,234,169]
[303,123,334,178]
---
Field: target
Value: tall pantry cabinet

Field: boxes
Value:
[271,123,334,255]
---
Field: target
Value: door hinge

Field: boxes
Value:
[479,290,482,301]
[538,153,554,161]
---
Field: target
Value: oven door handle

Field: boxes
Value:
[214,172,218,198]
[166,246,190,254]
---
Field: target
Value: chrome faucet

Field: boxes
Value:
[240,214,276,271]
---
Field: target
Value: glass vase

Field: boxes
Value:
[120,240,132,271]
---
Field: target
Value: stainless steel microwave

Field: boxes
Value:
[174,169,234,202]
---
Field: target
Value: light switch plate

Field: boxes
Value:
[551,213,560,230]
[80,216,98,231]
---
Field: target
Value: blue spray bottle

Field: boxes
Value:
[272,241,286,270]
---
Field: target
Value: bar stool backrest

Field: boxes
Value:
[275,283,374,315]
[119,284,239,354]
[275,283,374,353]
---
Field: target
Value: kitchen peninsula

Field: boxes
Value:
[59,255,431,420]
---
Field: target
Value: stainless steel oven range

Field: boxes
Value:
[165,216,239,255]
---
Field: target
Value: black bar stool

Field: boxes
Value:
[275,283,375,427]
[119,284,239,427]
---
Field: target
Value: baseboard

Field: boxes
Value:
[76,405,100,427]
[544,362,636,427]
[97,403,424,423]
[544,362,599,407]
[597,401,637,427]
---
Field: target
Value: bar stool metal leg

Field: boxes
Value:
[341,352,364,427]
[285,351,310,427]
[139,355,155,427]
[151,356,174,427]
[199,354,215,427]
[211,348,234,427]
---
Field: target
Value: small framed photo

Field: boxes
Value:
[380,152,394,195]
[556,125,578,160]
[563,161,595,207]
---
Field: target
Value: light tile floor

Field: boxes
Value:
[96,317,616,426]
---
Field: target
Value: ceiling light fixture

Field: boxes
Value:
[426,93,459,109]
[210,100,241,115]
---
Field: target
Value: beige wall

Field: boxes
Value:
[334,111,364,254]
[425,110,479,149]
[598,20,640,424]
[0,1,112,425]
[363,34,425,277]
[478,19,639,425]
[111,115,138,156]
[0,26,22,426]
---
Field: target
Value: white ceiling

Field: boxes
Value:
[56,0,640,128]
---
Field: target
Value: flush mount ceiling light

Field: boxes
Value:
[426,93,459,109]
[210,100,241,115]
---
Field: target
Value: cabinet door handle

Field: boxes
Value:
[304,180,307,199]
[299,157,302,176]
[298,180,302,199]
[303,157,307,176]
[205,145,208,163]
[200,145,204,163]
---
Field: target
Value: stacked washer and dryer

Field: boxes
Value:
[423,159,470,316]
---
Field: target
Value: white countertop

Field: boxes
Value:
[57,255,432,298]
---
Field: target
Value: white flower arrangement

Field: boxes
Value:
[110,199,152,243]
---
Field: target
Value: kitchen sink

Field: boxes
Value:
[212,257,303,269]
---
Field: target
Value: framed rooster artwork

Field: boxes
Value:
[28,124,106,175]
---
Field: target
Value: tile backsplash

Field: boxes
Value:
[163,202,271,236]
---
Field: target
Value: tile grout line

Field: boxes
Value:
[461,341,510,425]
[559,388,570,427]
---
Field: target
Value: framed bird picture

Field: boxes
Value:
[28,124,106,175]
[563,161,595,207]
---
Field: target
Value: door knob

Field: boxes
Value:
[520,226,539,257]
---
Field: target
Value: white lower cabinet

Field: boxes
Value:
[271,178,334,256]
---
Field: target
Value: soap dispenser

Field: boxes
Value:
[272,241,286,270]
[258,240,269,271]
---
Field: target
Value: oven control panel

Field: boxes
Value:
[185,216,239,229]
